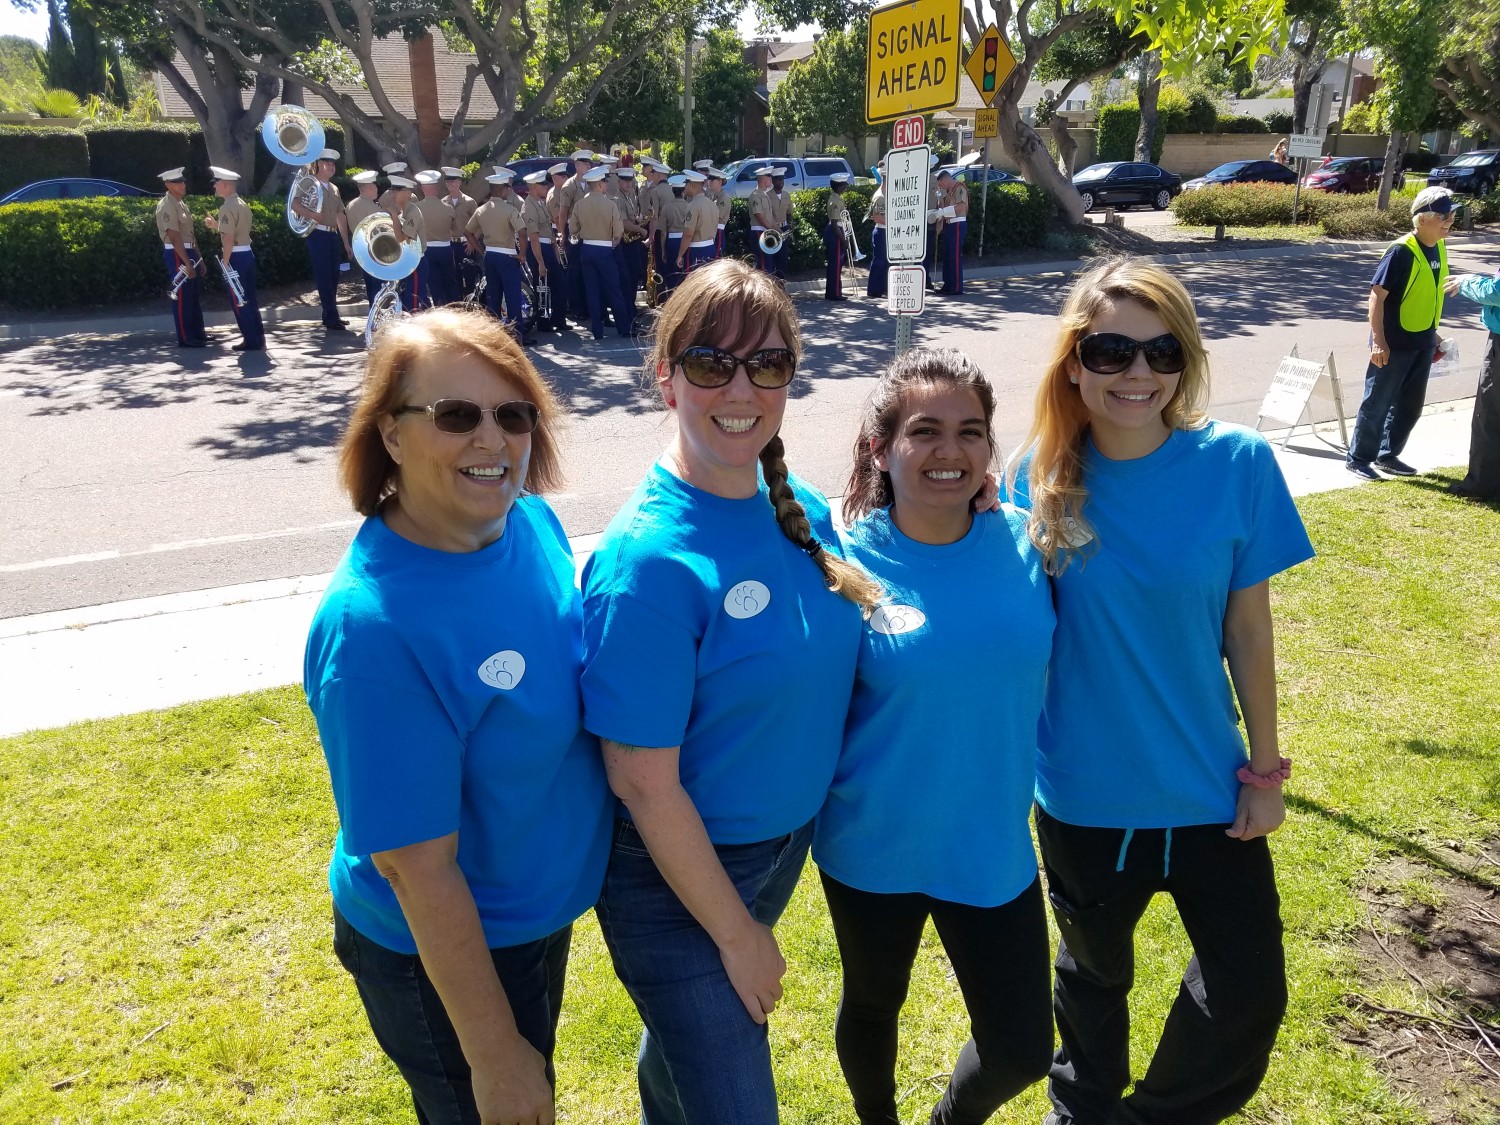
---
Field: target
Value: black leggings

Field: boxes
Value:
[820,871,1054,1125]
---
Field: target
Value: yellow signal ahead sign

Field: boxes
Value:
[865,0,962,124]
[963,24,1014,108]
[973,107,999,138]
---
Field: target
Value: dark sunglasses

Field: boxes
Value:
[396,398,540,435]
[1076,332,1187,375]
[675,346,798,389]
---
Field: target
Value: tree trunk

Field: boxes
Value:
[1289,23,1327,136]
[997,94,1085,224]
[1377,129,1404,211]
[409,33,443,169]
[1050,112,1078,177]
[1134,51,1162,163]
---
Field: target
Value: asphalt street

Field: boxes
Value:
[3,247,1494,620]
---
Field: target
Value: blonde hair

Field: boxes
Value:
[338,308,565,516]
[646,259,883,612]
[1017,258,1210,575]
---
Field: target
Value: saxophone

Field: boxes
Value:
[646,235,659,307]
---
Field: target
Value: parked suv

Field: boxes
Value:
[719,155,857,199]
[1426,150,1500,197]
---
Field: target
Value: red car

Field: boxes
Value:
[1301,156,1402,193]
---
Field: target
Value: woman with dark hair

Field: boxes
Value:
[816,347,1055,1125]
[305,308,612,1125]
[581,258,882,1124]
[1014,259,1314,1125]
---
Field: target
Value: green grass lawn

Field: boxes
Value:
[3,469,1497,1124]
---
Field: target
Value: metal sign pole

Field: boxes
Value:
[896,313,913,354]
[1292,156,1303,225]
[979,136,991,256]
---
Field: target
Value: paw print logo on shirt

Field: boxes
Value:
[869,604,927,636]
[477,650,527,690]
[723,580,772,620]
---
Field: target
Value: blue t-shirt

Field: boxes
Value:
[815,506,1054,906]
[581,463,862,844]
[304,496,613,954]
[1019,421,1314,829]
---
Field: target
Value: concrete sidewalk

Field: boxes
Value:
[0,399,1479,739]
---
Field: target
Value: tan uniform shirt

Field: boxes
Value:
[415,195,455,245]
[155,193,193,245]
[684,194,719,244]
[346,194,381,235]
[522,196,552,241]
[444,192,477,242]
[748,187,773,229]
[468,198,525,252]
[660,196,691,236]
[869,186,886,226]
[615,189,644,237]
[316,183,346,229]
[546,185,567,235]
[770,190,791,230]
[557,176,584,221]
[644,181,673,228]
[709,187,732,227]
[215,195,253,249]
[950,181,970,216]
[827,192,850,225]
[569,191,624,244]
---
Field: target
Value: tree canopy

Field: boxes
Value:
[767,18,883,147]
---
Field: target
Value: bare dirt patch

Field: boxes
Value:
[1343,848,1500,1123]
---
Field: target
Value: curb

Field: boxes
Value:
[4,232,1497,344]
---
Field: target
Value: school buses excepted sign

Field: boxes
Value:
[865,0,962,124]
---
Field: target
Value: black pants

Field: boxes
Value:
[820,872,1053,1125]
[1458,331,1500,498]
[1035,809,1286,1125]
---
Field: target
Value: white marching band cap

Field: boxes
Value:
[351,170,379,184]
[582,166,610,183]
[692,160,713,170]
[570,149,595,161]
[548,162,569,176]
[771,166,788,176]
[159,167,186,182]
[614,167,636,177]
[318,148,341,162]
[209,165,239,181]
[599,154,620,165]
[682,169,706,183]
[382,161,408,174]
[829,172,850,184]
[441,166,464,178]
[388,175,416,189]
[523,170,547,184]
[490,168,516,182]
[484,172,508,184]
[668,174,687,187]
[706,167,727,179]
[753,166,775,177]
[414,169,442,184]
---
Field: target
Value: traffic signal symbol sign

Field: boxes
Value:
[983,38,997,92]
[963,25,1012,108]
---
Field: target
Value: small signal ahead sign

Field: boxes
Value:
[963,24,1014,108]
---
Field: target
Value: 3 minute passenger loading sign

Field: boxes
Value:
[865,0,963,124]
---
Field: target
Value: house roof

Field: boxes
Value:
[767,40,815,67]
[154,28,501,122]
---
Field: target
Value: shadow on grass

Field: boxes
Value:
[1396,473,1500,510]
[1288,793,1500,893]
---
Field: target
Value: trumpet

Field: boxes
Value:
[261,106,326,238]
[217,258,247,308]
[167,264,191,300]
[758,228,784,255]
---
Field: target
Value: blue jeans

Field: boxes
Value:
[595,817,814,1125]
[1348,344,1433,464]
[332,905,570,1125]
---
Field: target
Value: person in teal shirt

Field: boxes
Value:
[1443,265,1500,500]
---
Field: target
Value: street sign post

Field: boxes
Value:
[1287,133,1325,159]
[865,0,962,123]
[962,24,1013,108]
[884,145,930,264]
[888,266,926,315]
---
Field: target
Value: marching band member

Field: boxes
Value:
[384,175,423,314]
[679,170,718,275]
[546,163,574,330]
[205,166,265,351]
[559,151,595,326]
[824,173,852,302]
[155,166,208,349]
[934,168,968,296]
[293,147,353,333]
[377,161,409,210]
[442,166,478,300]
[467,171,533,344]
[706,167,731,258]
[521,171,561,334]
[867,161,888,300]
[660,175,691,301]
[415,170,457,307]
[346,170,383,309]
[568,167,633,341]
[615,166,648,303]
[749,166,776,275]
[769,168,792,283]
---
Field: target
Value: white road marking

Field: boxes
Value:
[0,519,363,573]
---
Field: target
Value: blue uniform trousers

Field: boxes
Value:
[423,245,457,307]
[580,242,633,338]
[940,218,966,294]
[823,223,844,299]
[162,246,207,347]
[624,239,648,301]
[866,227,889,298]
[226,247,265,348]
[685,241,716,273]
[360,268,381,308]
[752,229,774,275]
[715,225,726,258]
[568,239,588,322]
[307,228,344,327]
[773,232,789,281]
[662,234,684,301]
[483,250,527,333]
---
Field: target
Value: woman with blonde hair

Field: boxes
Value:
[306,309,612,1125]
[581,258,881,1124]
[1013,259,1314,1125]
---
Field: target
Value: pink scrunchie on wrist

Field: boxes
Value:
[1237,757,1292,789]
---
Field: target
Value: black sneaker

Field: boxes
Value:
[1346,461,1382,482]
[1375,456,1417,476]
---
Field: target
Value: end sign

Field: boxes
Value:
[866,0,962,124]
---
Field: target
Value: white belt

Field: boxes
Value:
[690,239,715,248]
[717,223,726,230]
[486,246,518,256]
[538,237,553,244]
[666,232,683,239]
[166,242,193,248]
[230,244,252,251]
[750,226,765,231]
[315,224,334,232]
[583,239,612,248]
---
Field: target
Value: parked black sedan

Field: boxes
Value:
[0,177,154,205]
[1425,150,1499,197]
[1071,161,1182,211]
[1180,160,1299,192]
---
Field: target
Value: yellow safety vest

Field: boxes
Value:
[1393,232,1446,333]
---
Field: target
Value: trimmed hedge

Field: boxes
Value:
[1169,183,1419,237]
[82,123,207,194]
[0,195,315,309]
[0,126,90,195]
[1214,114,1270,134]
[1097,105,1163,163]
[1262,111,1293,134]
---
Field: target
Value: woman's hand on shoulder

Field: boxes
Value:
[972,470,1002,513]
[1226,784,1286,841]
[718,919,787,1026]
[471,1033,555,1125]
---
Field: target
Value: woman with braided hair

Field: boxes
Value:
[581,257,881,1124]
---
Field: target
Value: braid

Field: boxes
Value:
[759,435,884,614]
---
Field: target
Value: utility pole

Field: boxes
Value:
[682,19,696,167]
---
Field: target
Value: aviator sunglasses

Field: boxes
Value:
[1076,332,1188,375]
[396,398,540,435]
[674,346,798,389]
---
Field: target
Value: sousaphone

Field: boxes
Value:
[260,106,326,237]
